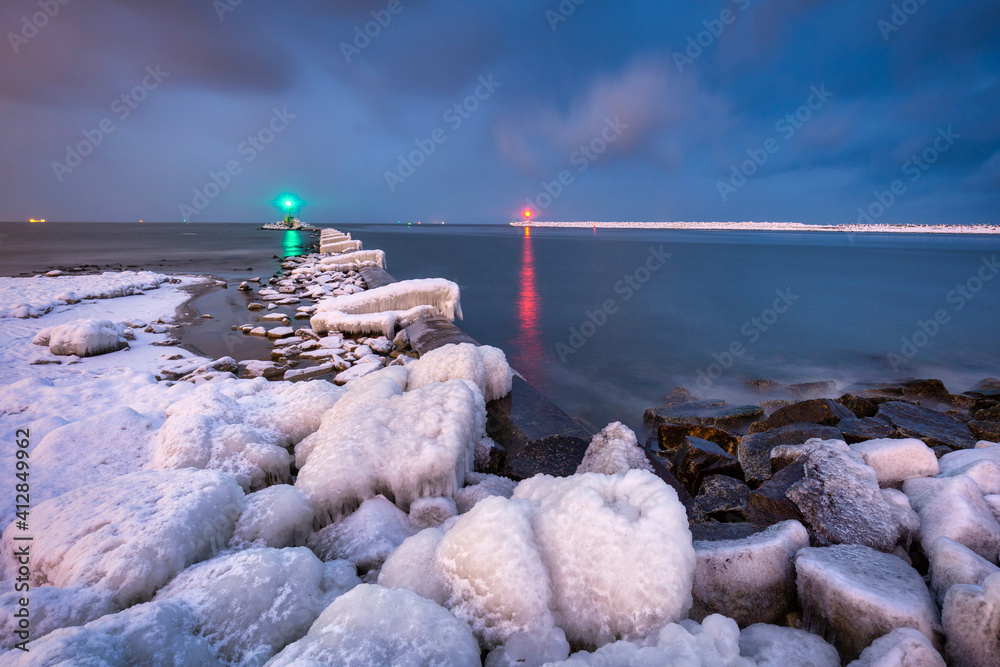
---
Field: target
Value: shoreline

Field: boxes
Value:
[509,220,1000,234]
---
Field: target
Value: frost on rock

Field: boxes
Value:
[295,373,485,524]
[151,378,342,491]
[928,536,1000,607]
[849,438,940,487]
[903,475,1000,561]
[407,343,514,402]
[315,277,463,320]
[267,584,481,667]
[154,547,339,666]
[941,572,1000,667]
[454,472,518,514]
[0,469,244,607]
[378,527,448,605]
[230,485,314,549]
[576,421,653,475]
[547,614,753,667]
[43,318,128,356]
[306,495,416,572]
[796,544,943,661]
[317,249,386,270]
[691,520,809,625]
[4,599,222,667]
[938,446,1000,494]
[846,627,945,667]
[785,439,908,551]
[0,585,117,648]
[739,623,841,667]
[409,495,458,529]
[319,239,362,254]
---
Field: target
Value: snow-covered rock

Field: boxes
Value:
[406,343,514,402]
[847,627,945,667]
[0,270,169,319]
[230,485,313,549]
[315,277,463,320]
[938,445,1000,494]
[455,473,518,514]
[903,475,1000,561]
[928,536,1000,607]
[849,438,939,487]
[739,623,841,667]
[0,585,117,648]
[409,495,458,529]
[691,520,809,625]
[941,572,1000,667]
[306,496,416,572]
[796,544,943,661]
[42,318,128,356]
[378,527,448,605]
[576,421,653,475]
[266,584,481,666]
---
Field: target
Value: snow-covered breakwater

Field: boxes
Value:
[511,220,1000,234]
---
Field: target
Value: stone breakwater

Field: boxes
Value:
[510,220,1000,234]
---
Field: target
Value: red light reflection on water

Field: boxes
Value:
[513,229,544,384]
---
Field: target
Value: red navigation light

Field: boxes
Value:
[523,209,533,219]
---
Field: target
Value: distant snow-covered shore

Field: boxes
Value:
[510,221,1000,234]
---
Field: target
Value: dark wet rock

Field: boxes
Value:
[689,521,765,542]
[969,420,1000,443]
[947,410,973,423]
[760,399,793,416]
[657,423,739,457]
[654,436,742,497]
[739,423,843,484]
[973,377,1000,392]
[503,435,590,480]
[931,445,954,458]
[693,475,749,521]
[876,401,976,450]
[836,393,879,418]
[643,452,695,514]
[837,416,895,444]
[847,379,972,410]
[788,381,838,399]
[747,463,805,526]
[662,386,696,404]
[748,399,853,434]
[745,379,785,395]
[644,402,764,433]
[770,444,810,475]
[973,405,1000,421]
[474,438,506,476]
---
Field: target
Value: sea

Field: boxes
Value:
[3,221,999,434]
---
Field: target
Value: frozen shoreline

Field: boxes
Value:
[509,220,1000,234]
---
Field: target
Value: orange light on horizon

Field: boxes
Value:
[523,209,533,219]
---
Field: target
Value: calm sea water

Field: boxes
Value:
[3,221,999,432]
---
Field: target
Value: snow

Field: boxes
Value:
[378,527,449,605]
[849,438,939,487]
[941,573,1000,667]
[691,520,809,625]
[576,421,653,475]
[230,485,314,549]
[407,343,514,402]
[315,277,463,321]
[739,623,841,667]
[154,547,341,666]
[903,474,1000,561]
[39,318,129,356]
[0,270,171,319]
[847,627,945,667]
[266,584,482,667]
[306,495,417,573]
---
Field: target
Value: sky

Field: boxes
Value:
[0,0,998,225]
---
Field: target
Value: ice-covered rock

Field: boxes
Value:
[485,627,570,667]
[306,495,416,572]
[928,536,1000,607]
[1,469,243,607]
[938,445,1000,494]
[0,585,117,648]
[43,318,128,356]
[295,373,485,523]
[941,573,1000,667]
[691,520,809,625]
[406,342,514,402]
[409,495,458,528]
[230,485,313,549]
[454,473,518,513]
[266,584,481,666]
[796,544,943,661]
[739,623,841,667]
[576,421,653,475]
[780,438,907,551]
[378,527,448,605]
[849,438,939,487]
[315,277,463,320]
[903,475,1000,561]
[847,627,946,667]
[154,547,339,665]
[0,270,169,319]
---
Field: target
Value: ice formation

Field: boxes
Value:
[941,572,1000,666]
[36,318,128,356]
[319,239,363,254]
[0,585,117,648]
[317,249,386,270]
[849,438,940,486]
[310,307,430,338]
[454,472,518,513]
[847,627,945,667]
[1,469,244,607]
[0,270,169,318]
[378,527,449,605]
[407,343,514,402]
[938,444,1000,494]
[306,495,416,572]
[739,623,841,667]
[903,475,1000,561]
[928,536,1000,607]
[409,495,458,528]
[230,485,314,549]
[315,277,463,321]
[266,584,482,666]
[576,421,653,475]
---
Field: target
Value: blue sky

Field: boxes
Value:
[0,0,997,224]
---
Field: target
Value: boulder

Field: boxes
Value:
[738,423,843,484]
[749,399,854,434]
[644,402,764,433]
[969,420,1000,443]
[903,475,1000,562]
[747,463,806,527]
[837,394,879,418]
[927,536,1000,607]
[942,574,1000,667]
[658,423,739,456]
[788,381,838,399]
[693,475,749,521]
[659,436,742,496]
[744,379,785,395]
[849,438,939,487]
[689,522,766,542]
[837,417,895,444]
[796,544,943,662]
[846,628,945,667]
[691,520,809,625]
[740,624,841,667]
[938,445,1000,494]
[876,402,976,450]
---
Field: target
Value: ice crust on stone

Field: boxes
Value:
[230,485,314,549]
[739,623,841,667]
[319,238,363,254]
[849,438,940,486]
[315,277,463,321]
[317,249,385,270]
[409,495,458,528]
[846,627,946,667]
[378,527,448,605]
[407,343,514,402]
[455,473,518,513]
[576,421,653,475]
[1,469,244,607]
[941,572,1000,667]
[486,627,570,667]
[691,520,809,625]
[938,445,1000,494]
[266,584,482,667]
[903,474,1000,561]
[306,495,416,572]
[0,585,117,647]
[0,270,169,318]
[40,318,128,356]
[928,535,1000,607]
